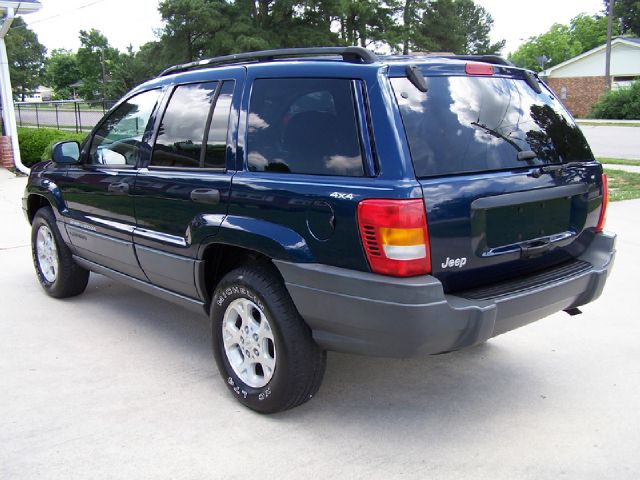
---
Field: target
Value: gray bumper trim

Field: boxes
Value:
[274,232,616,357]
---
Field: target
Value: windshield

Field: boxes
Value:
[391,75,594,177]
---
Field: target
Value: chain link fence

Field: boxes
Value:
[15,100,117,133]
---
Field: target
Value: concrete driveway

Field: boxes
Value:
[1,169,639,479]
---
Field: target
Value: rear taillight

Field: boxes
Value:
[465,63,494,75]
[357,199,431,277]
[596,173,608,233]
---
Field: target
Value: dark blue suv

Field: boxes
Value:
[23,47,616,413]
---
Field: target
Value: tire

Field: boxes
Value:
[211,263,326,413]
[31,206,89,298]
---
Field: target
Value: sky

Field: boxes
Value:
[23,0,606,56]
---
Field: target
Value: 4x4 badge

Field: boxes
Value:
[330,192,356,200]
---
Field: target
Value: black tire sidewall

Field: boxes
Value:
[211,275,297,412]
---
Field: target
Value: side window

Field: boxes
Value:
[151,81,218,168]
[247,78,364,176]
[89,89,160,166]
[204,81,234,168]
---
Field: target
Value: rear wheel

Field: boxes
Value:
[211,263,326,413]
[31,207,89,298]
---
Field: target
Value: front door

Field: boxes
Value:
[133,68,244,299]
[59,88,163,279]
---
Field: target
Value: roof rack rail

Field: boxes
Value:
[159,47,380,77]
[442,55,514,66]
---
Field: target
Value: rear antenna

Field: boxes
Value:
[406,65,428,93]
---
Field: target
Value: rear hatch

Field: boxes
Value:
[390,62,605,292]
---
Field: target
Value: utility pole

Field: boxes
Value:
[100,47,106,100]
[604,0,615,91]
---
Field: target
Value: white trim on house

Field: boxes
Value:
[0,1,43,174]
[540,37,640,77]
[0,1,42,14]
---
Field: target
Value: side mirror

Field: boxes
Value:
[52,141,80,164]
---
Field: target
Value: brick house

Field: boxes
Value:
[540,37,640,118]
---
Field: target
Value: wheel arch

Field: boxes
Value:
[197,242,286,312]
[26,194,53,224]
[195,215,314,308]
[25,179,66,223]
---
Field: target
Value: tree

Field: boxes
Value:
[128,41,173,83]
[509,24,580,72]
[159,0,234,62]
[157,0,341,59]
[76,29,119,100]
[569,14,613,52]
[336,0,399,48]
[509,14,619,72]
[154,0,503,58]
[5,17,47,101]
[412,0,504,55]
[398,0,427,54]
[45,49,81,100]
[108,46,141,99]
[605,0,640,36]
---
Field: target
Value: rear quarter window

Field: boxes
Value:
[247,78,364,176]
[391,75,593,177]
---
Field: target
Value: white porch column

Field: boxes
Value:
[0,7,28,174]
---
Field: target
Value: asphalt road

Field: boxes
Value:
[16,107,103,131]
[580,125,640,160]
[1,169,639,479]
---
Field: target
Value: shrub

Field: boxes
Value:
[589,81,640,119]
[17,127,87,167]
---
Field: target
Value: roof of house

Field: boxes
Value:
[0,1,42,15]
[540,36,640,77]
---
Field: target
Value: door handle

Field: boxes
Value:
[190,188,220,205]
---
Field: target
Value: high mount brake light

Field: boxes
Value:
[357,199,431,277]
[465,63,494,75]
[596,173,608,233]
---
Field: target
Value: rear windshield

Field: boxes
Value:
[391,75,594,177]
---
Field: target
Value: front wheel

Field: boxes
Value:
[211,263,326,413]
[31,207,89,298]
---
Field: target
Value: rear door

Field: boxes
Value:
[391,68,605,292]
[132,68,243,299]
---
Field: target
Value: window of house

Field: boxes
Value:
[560,86,567,100]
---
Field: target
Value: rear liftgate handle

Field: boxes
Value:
[519,238,552,259]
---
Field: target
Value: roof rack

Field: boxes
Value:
[158,47,380,77]
[442,55,514,66]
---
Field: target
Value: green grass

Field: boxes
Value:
[597,157,640,166]
[604,169,640,201]
[577,121,640,127]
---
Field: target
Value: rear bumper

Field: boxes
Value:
[275,232,616,357]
